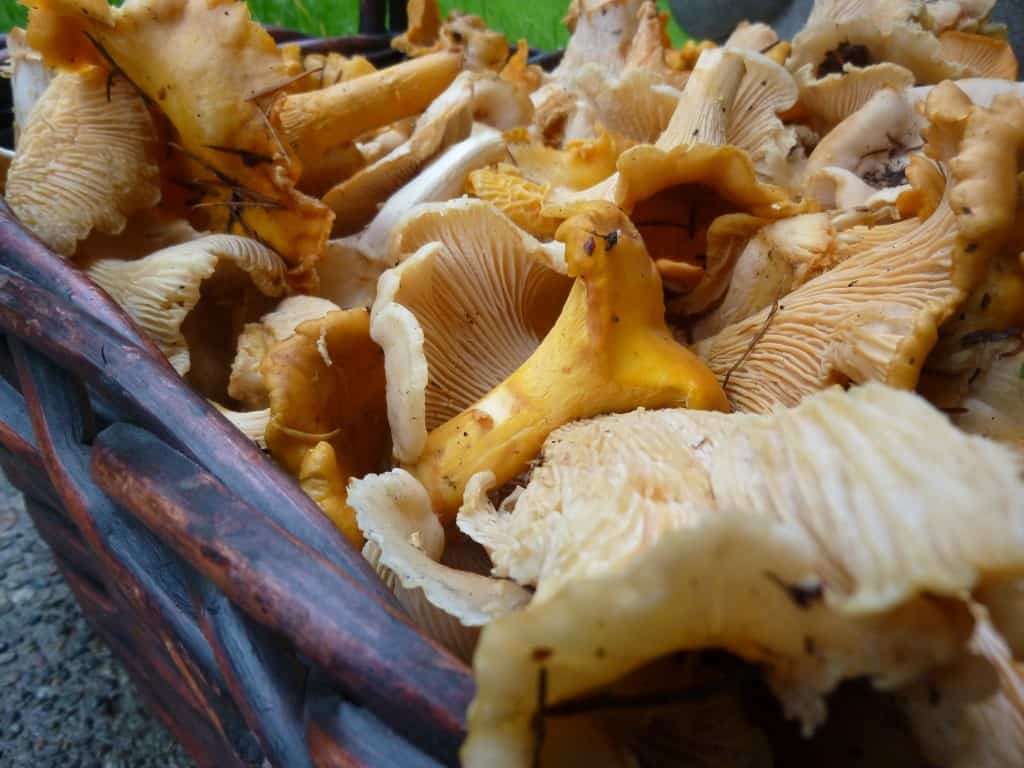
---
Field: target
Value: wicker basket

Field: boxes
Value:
[0,4,555,765]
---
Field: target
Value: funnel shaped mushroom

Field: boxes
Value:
[401,203,728,518]
[228,295,340,408]
[801,87,923,202]
[348,468,530,661]
[371,199,572,465]
[552,48,805,290]
[6,66,160,257]
[261,309,389,544]
[25,0,334,283]
[459,384,1024,767]
[85,235,286,399]
[696,84,1021,415]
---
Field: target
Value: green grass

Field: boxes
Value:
[1,0,686,48]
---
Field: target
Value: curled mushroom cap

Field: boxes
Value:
[466,164,563,239]
[795,62,915,132]
[568,65,682,144]
[261,309,389,542]
[403,203,728,518]
[938,30,1018,79]
[801,87,923,196]
[26,0,334,284]
[348,469,530,660]
[655,47,800,184]
[698,84,1023,413]
[85,235,286,399]
[6,66,160,257]
[460,383,1024,767]
[371,199,572,466]
[687,212,842,338]
[228,296,340,408]
[694,184,964,412]
[788,0,967,84]
[317,126,507,308]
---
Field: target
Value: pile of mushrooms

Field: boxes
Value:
[6,0,1024,764]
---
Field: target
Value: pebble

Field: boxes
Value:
[0,475,194,767]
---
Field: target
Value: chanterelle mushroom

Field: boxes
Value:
[6,66,160,257]
[696,82,1022,413]
[459,383,1024,767]
[348,468,530,661]
[371,199,572,466]
[85,235,287,400]
[402,202,728,518]
[228,296,341,409]
[25,0,335,286]
[261,309,389,545]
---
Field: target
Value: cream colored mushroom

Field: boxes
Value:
[901,613,1024,768]
[795,62,915,133]
[322,71,531,237]
[85,235,287,400]
[6,28,53,145]
[228,296,341,409]
[348,468,530,661]
[801,87,923,198]
[6,67,160,257]
[370,198,571,464]
[213,405,271,449]
[460,383,1024,767]
[317,126,508,308]
[694,178,965,412]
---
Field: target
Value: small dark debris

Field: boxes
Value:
[764,571,824,609]
[532,648,554,662]
[817,42,872,78]
[980,292,992,310]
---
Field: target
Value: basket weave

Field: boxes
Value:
[0,4,553,765]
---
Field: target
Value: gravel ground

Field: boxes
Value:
[0,475,193,768]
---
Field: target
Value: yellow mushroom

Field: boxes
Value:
[371,198,571,465]
[401,203,728,518]
[466,163,562,239]
[6,66,160,257]
[25,0,334,285]
[460,383,1024,767]
[271,51,462,179]
[261,309,390,544]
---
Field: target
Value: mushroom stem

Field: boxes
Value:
[412,203,728,517]
[272,50,462,169]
